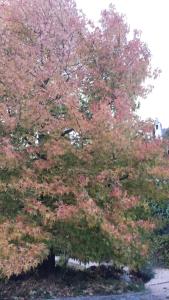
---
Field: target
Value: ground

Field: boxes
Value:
[1,265,169,299]
[0,265,144,300]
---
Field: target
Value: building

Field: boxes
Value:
[154,118,163,139]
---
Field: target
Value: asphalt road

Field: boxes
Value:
[146,268,169,300]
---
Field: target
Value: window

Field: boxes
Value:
[156,125,158,130]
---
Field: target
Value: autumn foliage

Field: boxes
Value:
[0,0,168,278]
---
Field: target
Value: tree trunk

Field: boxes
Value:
[38,252,56,275]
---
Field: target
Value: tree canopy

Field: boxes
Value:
[0,0,168,278]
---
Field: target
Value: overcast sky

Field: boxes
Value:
[76,0,169,128]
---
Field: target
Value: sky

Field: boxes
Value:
[76,0,169,128]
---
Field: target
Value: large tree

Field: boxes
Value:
[0,0,167,278]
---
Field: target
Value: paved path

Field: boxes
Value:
[145,268,169,299]
[53,293,152,300]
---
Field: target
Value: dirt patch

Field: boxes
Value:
[0,266,144,300]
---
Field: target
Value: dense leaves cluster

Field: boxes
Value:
[0,0,168,278]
